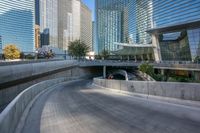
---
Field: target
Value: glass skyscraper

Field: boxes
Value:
[35,0,40,25]
[0,35,2,53]
[40,0,58,48]
[0,0,35,52]
[96,0,153,54]
[95,0,129,53]
[150,0,200,62]
[96,0,200,62]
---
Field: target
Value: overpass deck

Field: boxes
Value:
[79,60,200,71]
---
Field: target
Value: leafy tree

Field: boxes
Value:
[20,52,25,59]
[3,44,20,59]
[37,49,55,59]
[25,54,35,59]
[100,49,110,60]
[139,62,154,76]
[194,56,200,63]
[68,40,89,59]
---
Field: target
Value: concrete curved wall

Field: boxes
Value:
[0,60,100,112]
[0,60,78,84]
[93,78,200,101]
[0,77,77,133]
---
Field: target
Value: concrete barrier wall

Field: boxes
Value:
[0,61,99,112]
[93,78,200,101]
[0,77,77,133]
[0,60,78,84]
[0,69,72,111]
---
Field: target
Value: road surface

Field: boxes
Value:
[22,80,200,133]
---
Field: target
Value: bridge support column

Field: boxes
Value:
[103,66,106,79]
[141,55,144,61]
[194,71,200,81]
[134,56,137,62]
[161,69,165,75]
[147,54,150,61]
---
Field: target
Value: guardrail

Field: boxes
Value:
[0,77,79,133]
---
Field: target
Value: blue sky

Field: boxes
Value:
[82,0,95,21]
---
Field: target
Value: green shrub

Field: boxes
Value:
[139,62,154,76]
[25,54,35,59]
[153,74,164,81]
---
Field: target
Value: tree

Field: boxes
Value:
[194,56,200,63]
[3,44,20,59]
[37,49,55,59]
[100,49,110,60]
[68,40,89,59]
[139,62,154,76]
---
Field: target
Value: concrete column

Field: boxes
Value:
[147,54,150,61]
[134,56,137,62]
[194,71,200,81]
[103,66,106,79]
[161,69,165,75]
[141,55,144,61]
[152,33,162,63]
[127,56,130,61]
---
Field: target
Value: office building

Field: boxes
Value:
[35,0,40,25]
[57,0,82,50]
[92,21,96,53]
[0,35,2,53]
[35,25,40,49]
[96,0,200,62]
[95,0,129,53]
[40,28,50,46]
[80,3,92,52]
[57,0,92,51]
[147,0,200,62]
[0,0,35,52]
[40,0,58,48]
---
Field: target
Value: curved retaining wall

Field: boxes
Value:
[0,60,77,84]
[0,77,77,133]
[93,78,200,101]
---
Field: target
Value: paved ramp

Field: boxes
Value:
[22,80,200,133]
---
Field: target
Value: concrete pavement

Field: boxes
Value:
[21,80,200,133]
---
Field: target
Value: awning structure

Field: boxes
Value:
[113,43,154,56]
[146,20,200,34]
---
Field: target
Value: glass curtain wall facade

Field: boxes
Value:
[152,0,200,28]
[40,0,58,48]
[0,0,35,52]
[128,0,153,44]
[35,0,40,25]
[58,0,72,50]
[153,0,200,62]
[58,0,81,50]
[96,0,129,53]
[96,0,153,54]
[0,35,2,53]
[96,0,200,61]
[80,3,92,51]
